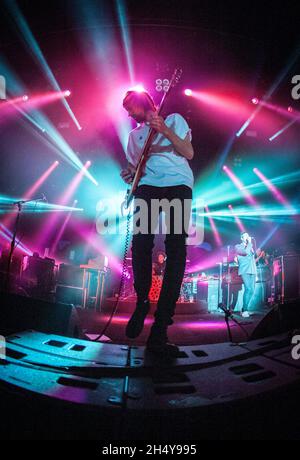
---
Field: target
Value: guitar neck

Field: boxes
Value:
[125,68,182,207]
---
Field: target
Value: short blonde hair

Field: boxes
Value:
[123,90,156,112]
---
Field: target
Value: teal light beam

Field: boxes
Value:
[236,41,300,137]
[0,58,97,184]
[4,0,82,130]
[115,0,135,84]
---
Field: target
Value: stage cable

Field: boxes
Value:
[91,209,132,342]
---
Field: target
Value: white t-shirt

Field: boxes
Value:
[125,113,194,189]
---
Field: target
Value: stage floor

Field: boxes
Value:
[76,306,270,346]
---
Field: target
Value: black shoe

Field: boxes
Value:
[146,340,180,358]
[146,325,180,358]
[126,300,150,339]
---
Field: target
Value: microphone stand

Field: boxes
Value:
[218,303,250,343]
[4,197,45,293]
[218,245,250,343]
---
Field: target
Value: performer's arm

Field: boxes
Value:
[236,243,253,256]
[149,115,194,160]
[120,162,136,184]
[164,130,194,160]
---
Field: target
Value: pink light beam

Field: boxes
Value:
[223,165,258,206]
[205,205,223,247]
[228,204,246,232]
[253,168,291,208]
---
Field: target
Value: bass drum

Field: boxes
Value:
[149,275,163,302]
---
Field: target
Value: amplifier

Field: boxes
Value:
[207,279,221,312]
[56,285,83,306]
[274,255,300,303]
[57,264,83,288]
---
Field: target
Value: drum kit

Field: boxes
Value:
[123,257,216,303]
[123,253,273,308]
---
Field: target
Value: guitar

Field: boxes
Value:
[123,68,182,209]
[255,250,269,265]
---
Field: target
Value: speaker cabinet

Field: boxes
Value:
[274,255,300,303]
[0,292,81,337]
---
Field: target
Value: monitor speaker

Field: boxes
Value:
[250,301,300,340]
[0,291,81,338]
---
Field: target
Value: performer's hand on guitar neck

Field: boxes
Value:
[120,163,136,184]
[149,113,168,135]
[149,112,194,160]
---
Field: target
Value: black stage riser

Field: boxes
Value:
[1,330,300,440]
[103,297,207,315]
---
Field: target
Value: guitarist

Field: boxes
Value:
[120,89,194,357]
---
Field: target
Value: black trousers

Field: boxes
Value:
[131,184,192,326]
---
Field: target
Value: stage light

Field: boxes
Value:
[22,95,29,101]
[0,60,96,181]
[251,97,259,105]
[269,117,299,141]
[155,78,170,93]
[64,90,71,97]
[131,84,146,93]
[4,1,81,130]
[162,79,170,92]
[155,79,163,92]
[236,45,300,137]
[257,100,300,121]
[184,89,193,97]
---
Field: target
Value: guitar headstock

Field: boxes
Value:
[161,68,183,95]
[169,68,183,90]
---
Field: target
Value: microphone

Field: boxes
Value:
[250,236,257,254]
